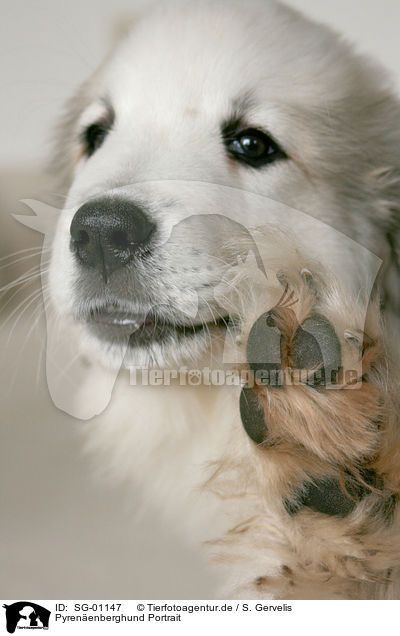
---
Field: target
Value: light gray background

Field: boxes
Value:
[1,0,400,599]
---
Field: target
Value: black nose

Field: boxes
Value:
[70,198,156,280]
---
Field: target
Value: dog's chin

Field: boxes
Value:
[80,308,229,370]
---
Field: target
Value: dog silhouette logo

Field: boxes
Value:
[2,602,50,633]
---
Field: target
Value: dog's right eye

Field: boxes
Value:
[82,122,109,157]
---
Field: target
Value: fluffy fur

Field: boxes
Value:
[47,0,400,598]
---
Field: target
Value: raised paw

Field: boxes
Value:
[239,269,384,463]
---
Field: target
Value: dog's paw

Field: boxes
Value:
[236,267,400,526]
[236,266,399,520]
[211,267,400,599]
[239,270,385,465]
[218,269,400,601]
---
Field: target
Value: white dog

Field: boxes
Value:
[47,0,400,598]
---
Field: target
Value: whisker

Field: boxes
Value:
[10,295,49,376]
[2,288,46,334]
[0,267,49,314]
[0,245,48,264]
[0,264,50,293]
[6,290,52,392]
[20,287,51,347]
[0,249,50,272]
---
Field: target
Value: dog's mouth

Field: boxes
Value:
[85,305,229,346]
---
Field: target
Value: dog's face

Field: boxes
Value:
[49,0,400,369]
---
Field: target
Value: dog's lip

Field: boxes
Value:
[89,309,148,329]
[84,306,230,342]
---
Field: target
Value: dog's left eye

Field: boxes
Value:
[225,128,286,167]
[82,122,110,157]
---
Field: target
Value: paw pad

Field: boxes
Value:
[246,310,283,383]
[284,469,389,518]
[246,309,341,387]
[291,314,341,387]
[239,386,268,444]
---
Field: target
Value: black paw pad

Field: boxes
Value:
[291,314,341,387]
[239,386,268,444]
[284,469,385,518]
[246,311,283,385]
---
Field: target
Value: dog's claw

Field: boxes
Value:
[300,268,314,287]
[344,329,363,349]
[239,386,268,444]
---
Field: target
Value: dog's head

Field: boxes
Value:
[49,0,400,369]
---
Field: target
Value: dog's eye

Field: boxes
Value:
[82,123,109,157]
[225,128,286,167]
